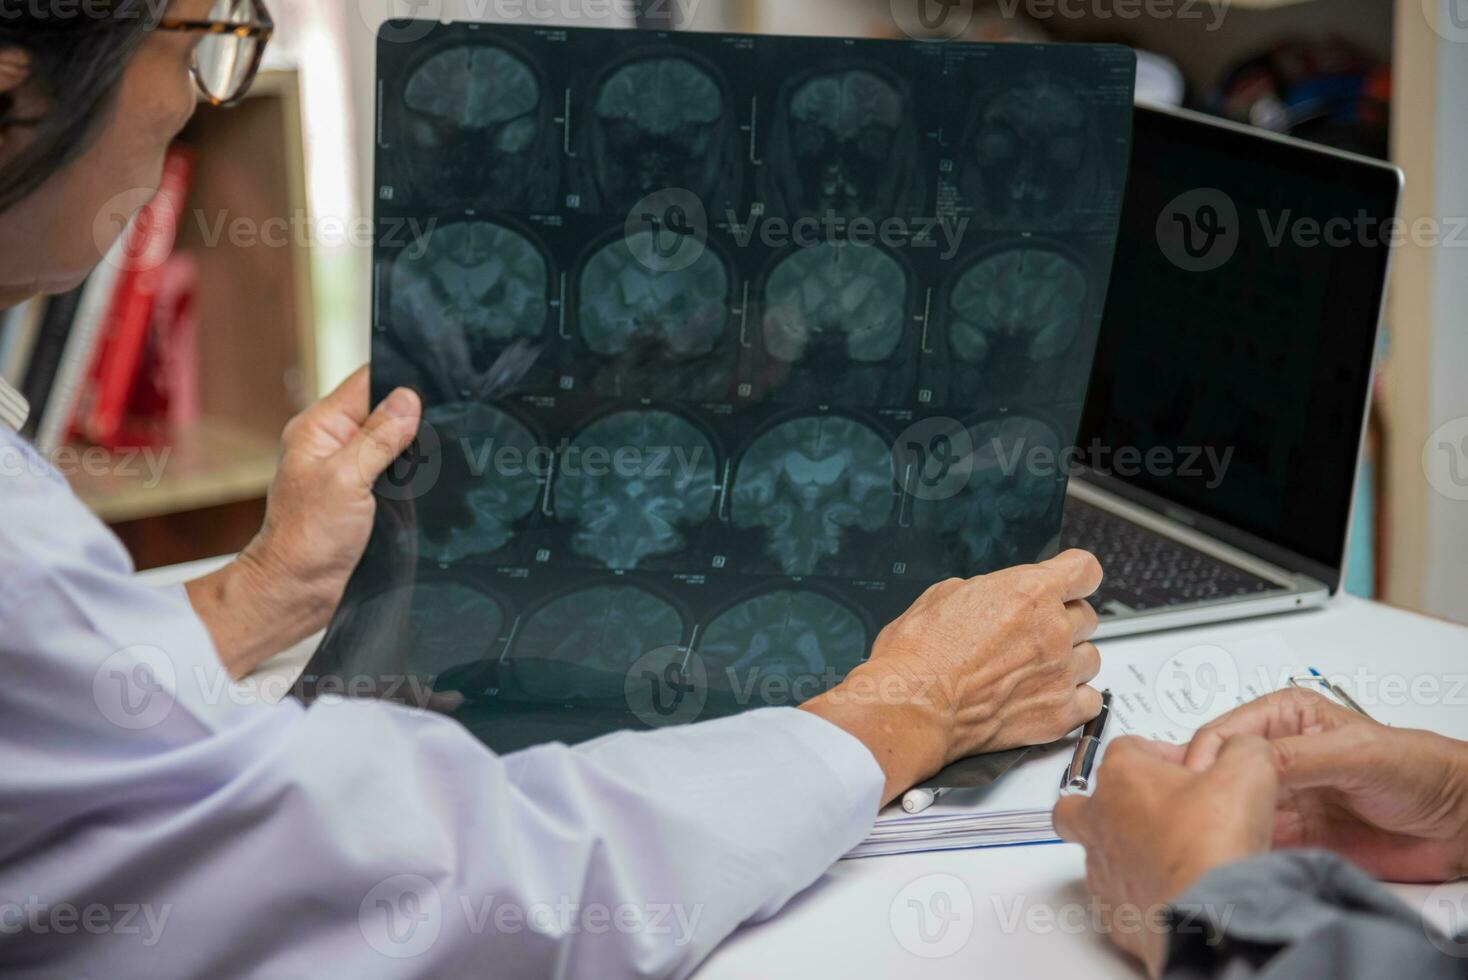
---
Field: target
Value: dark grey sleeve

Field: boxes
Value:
[1161,850,1466,980]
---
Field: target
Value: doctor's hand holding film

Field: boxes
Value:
[801,548,1105,806]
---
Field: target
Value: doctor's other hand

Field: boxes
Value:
[801,549,1105,806]
[1053,736,1278,978]
[187,367,422,679]
[1183,688,1468,883]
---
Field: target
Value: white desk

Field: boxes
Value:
[142,561,1468,977]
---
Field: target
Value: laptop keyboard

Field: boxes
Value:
[1060,498,1282,614]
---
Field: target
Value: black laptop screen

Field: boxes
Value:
[1079,106,1399,574]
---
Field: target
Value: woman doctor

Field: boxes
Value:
[0,3,1105,977]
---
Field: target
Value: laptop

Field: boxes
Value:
[1063,104,1403,639]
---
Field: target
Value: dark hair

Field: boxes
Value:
[0,0,160,213]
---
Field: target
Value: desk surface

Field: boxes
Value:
[142,561,1468,978]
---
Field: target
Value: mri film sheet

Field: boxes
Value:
[300,22,1135,752]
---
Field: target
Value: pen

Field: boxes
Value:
[1292,667,1373,719]
[901,786,950,814]
[1059,689,1112,796]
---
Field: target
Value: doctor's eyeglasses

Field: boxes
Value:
[155,0,274,108]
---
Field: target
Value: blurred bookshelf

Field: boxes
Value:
[65,70,316,569]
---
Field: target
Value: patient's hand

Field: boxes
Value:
[1053,736,1278,978]
[188,367,422,678]
[1183,689,1468,882]
[801,549,1105,805]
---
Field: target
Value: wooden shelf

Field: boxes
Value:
[67,419,279,525]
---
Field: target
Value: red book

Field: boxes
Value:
[76,146,195,449]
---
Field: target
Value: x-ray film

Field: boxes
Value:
[299,21,1135,752]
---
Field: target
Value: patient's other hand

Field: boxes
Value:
[801,549,1105,805]
[1053,736,1278,978]
[1184,688,1468,882]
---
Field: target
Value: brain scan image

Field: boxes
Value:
[959,72,1104,231]
[402,583,506,681]
[947,248,1087,366]
[731,416,893,576]
[414,404,542,564]
[583,56,737,211]
[757,242,911,405]
[699,590,867,695]
[398,44,556,209]
[914,416,1062,574]
[389,221,550,400]
[554,411,718,571]
[512,586,685,700]
[762,68,925,222]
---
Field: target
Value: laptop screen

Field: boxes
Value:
[1079,105,1400,579]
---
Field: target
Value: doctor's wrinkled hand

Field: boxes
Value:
[185,367,422,678]
[803,548,1106,805]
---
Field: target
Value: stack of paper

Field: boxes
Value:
[846,632,1301,859]
[846,740,1076,859]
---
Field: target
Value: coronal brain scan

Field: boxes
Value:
[513,586,685,700]
[389,222,550,399]
[947,248,1087,365]
[961,72,1100,230]
[731,416,893,576]
[766,68,920,221]
[922,416,1062,572]
[554,411,718,571]
[699,590,867,692]
[414,404,542,564]
[314,24,1136,753]
[402,583,506,681]
[579,232,730,361]
[762,242,906,365]
[587,56,732,210]
[399,44,554,208]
